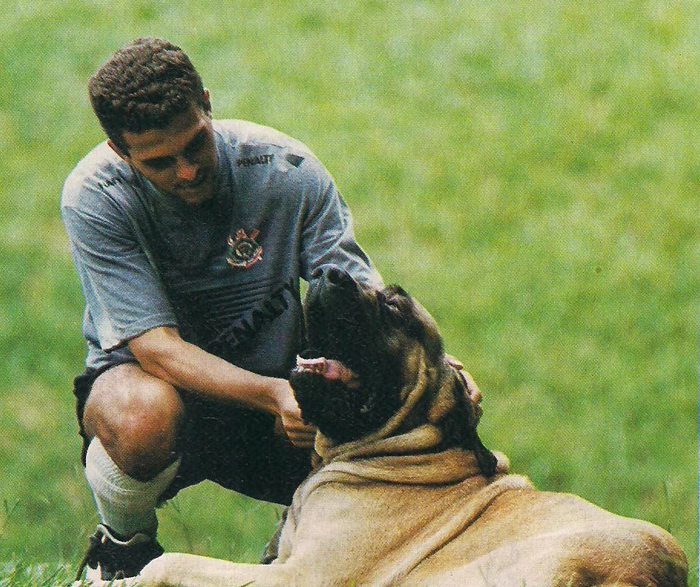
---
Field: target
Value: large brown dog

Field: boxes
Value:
[81,267,688,587]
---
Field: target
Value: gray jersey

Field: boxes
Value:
[61,120,381,377]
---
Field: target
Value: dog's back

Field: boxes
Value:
[406,488,687,586]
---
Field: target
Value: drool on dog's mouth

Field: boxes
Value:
[295,356,360,389]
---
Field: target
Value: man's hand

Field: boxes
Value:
[273,380,317,448]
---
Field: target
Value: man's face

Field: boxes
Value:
[113,103,217,206]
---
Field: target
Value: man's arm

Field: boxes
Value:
[298,157,383,287]
[129,327,316,448]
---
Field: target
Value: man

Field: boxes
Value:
[62,37,381,581]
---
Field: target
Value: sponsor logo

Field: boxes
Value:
[208,277,296,354]
[285,154,304,168]
[97,176,123,190]
[226,229,263,269]
[236,154,273,167]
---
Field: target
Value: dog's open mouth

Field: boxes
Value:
[295,356,361,389]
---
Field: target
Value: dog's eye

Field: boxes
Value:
[378,291,404,322]
[377,290,396,307]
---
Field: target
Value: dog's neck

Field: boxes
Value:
[314,350,467,461]
[314,345,431,461]
[314,350,497,477]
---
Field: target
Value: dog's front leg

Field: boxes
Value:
[135,553,293,587]
[72,576,140,587]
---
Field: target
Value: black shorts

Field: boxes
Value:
[72,363,312,507]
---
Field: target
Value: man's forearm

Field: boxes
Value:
[128,326,284,414]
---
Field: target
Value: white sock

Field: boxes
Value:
[85,437,180,538]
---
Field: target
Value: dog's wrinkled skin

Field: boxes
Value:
[80,268,688,587]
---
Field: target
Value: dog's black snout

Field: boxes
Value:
[326,266,347,284]
[313,266,352,285]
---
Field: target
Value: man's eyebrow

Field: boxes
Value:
[140,128,208,166]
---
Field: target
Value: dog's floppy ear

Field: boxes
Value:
[440,363,498,477]
[465,419,498,477]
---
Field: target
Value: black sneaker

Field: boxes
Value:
[74,524,164,581]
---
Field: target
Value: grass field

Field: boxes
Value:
[0,0,697,584]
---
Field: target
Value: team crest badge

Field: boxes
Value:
[226,229,263,269]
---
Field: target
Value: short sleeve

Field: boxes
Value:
[61,193,178,352]
[298,158,383,288]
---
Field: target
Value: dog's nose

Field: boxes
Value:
[326,266,346,284]
[326,267,354,285]
[311,266,357,291]
[312,266,349,284]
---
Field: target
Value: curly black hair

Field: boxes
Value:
[89,38,208,153]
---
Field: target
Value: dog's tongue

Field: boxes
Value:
[296,356,359,386]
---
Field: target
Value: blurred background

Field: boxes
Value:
[0,0,697,583]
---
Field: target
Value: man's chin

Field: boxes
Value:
[177,190,214,206]
[172,181,214,206]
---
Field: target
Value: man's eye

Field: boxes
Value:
[185,138,204,157]
[145,159,174,171]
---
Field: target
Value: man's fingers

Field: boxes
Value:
[290,422,316,434]
[275,414,317,447]
[462,371,482,404]
[287,429,317,448]
[289,436,316,449]
[274,381,317,446]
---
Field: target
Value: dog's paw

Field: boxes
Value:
[72,578,137,587]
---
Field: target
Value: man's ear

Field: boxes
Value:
[107,139,130,163]
[203,89,212,116]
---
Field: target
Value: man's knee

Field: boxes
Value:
[83,363,185,480]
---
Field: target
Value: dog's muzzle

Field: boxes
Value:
[295,356,361,389]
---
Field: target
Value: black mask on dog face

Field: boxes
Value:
[291,267,441,444]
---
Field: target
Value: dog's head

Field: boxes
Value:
[290,267,497,475]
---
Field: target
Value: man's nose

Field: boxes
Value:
[175,157,198,181]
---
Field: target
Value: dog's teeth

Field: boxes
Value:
[295,356,359,387]
[296,356,327,374]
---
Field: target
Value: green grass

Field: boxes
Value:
[1,0,697,584]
